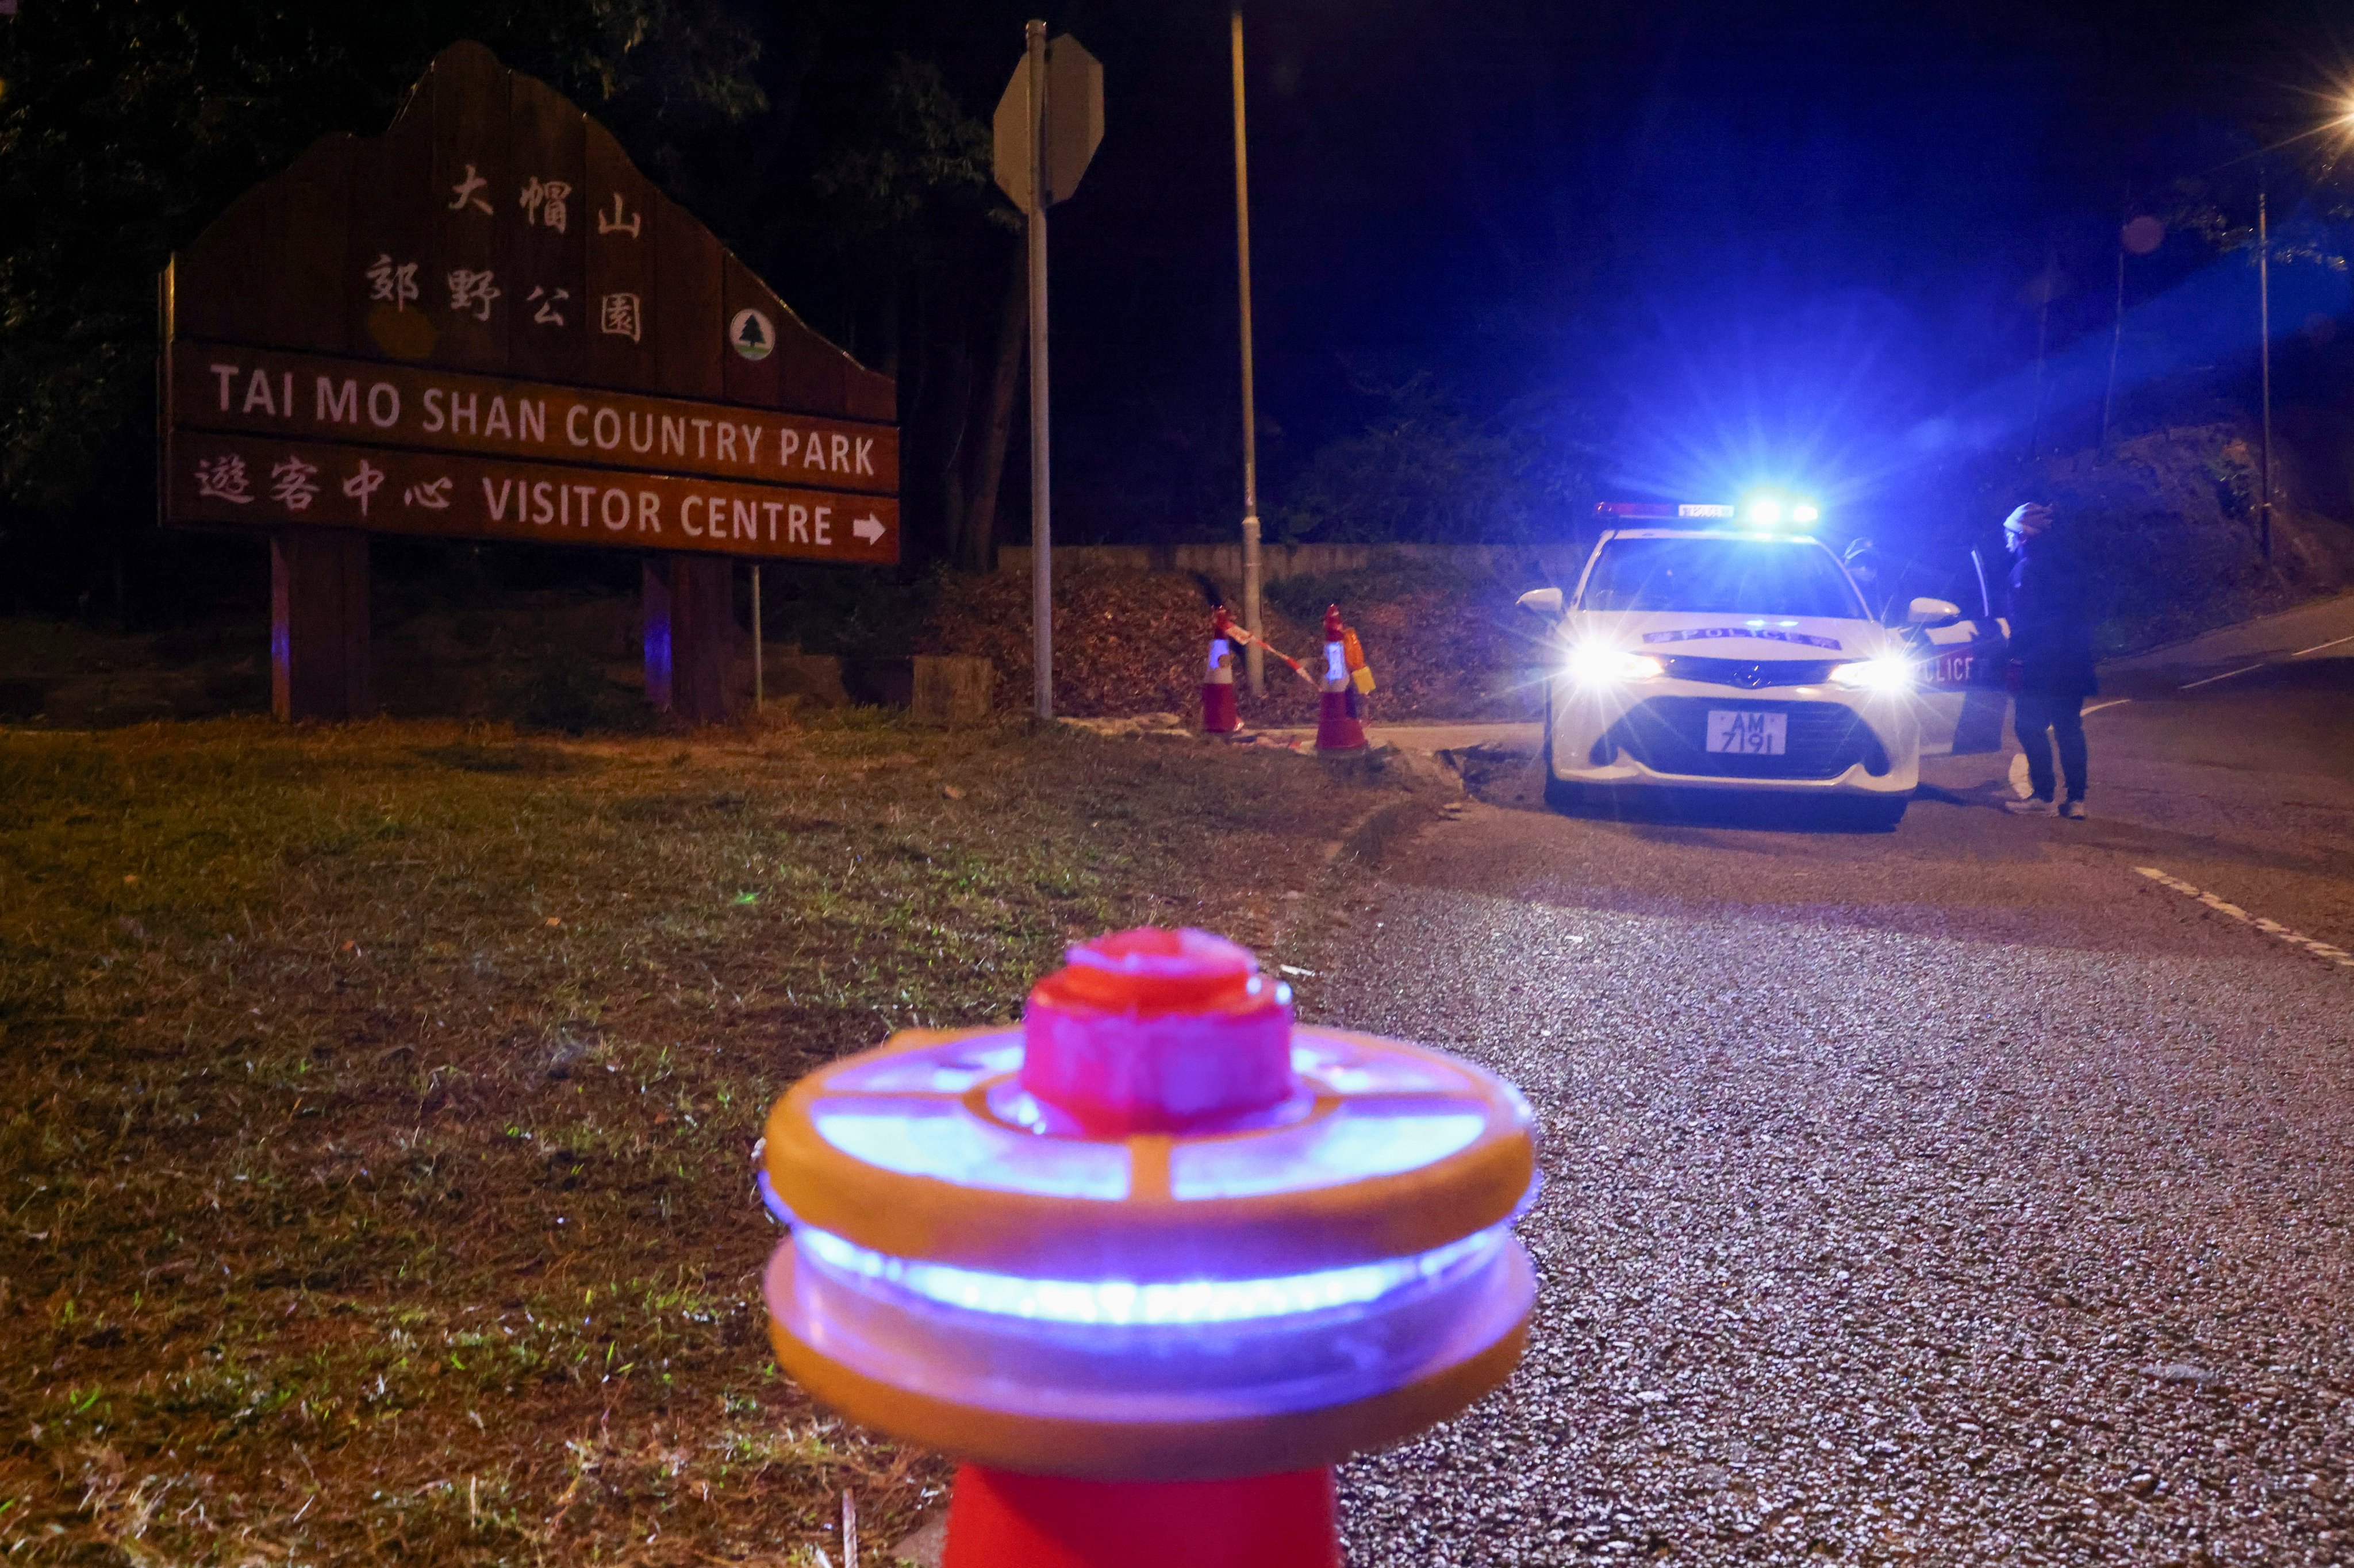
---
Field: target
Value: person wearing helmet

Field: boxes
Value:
[1999,502,2095,818]
[1841,538,1890,620]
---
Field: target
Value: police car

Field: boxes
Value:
[1519,501,2009,827]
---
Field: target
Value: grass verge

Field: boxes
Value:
[0,713,1427,1565]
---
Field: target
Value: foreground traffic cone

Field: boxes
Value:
[1314,605,1368,752]
[1201,606,1241,733]
[759,928,1537,1568]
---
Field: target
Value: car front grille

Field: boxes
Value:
[1656,655,1841,688]
[1592,698,1891,780]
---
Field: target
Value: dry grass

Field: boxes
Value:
[0,711,1420,1566]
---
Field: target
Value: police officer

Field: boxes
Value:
[1842,538,1891,620]
[2000,502,2095,818]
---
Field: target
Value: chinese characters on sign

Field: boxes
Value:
[172,431,899,564]
[270,455,320,511]
[343,460,386,516]
[447,269,501,321]
[367,254,420,310]
[600,293,643,343]
[361,180,650,332]
[450,163,492,214]
[194,455,253,504]
[519,176,571,231]
[596,193,642,238]
[161,40,904,728]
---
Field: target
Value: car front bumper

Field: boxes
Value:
[1544,677,1921,796]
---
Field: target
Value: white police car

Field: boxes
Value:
[1519,518,2007,827]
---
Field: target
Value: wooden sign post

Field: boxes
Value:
[160,41,899,724]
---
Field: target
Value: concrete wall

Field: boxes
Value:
[996,541,1591,586]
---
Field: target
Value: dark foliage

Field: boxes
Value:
[0,0,1023,620]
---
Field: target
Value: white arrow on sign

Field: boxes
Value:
[852,513,885,545]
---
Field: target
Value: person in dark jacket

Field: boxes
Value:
[1842,538,1891,620]
[2000,502,2096,818]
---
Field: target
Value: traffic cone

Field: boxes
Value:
[944,1467,1341,1568]
[758,926,1538,1568]
[1314,605,1367,752]
[1201,606,1241,733]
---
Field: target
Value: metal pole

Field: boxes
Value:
[1231,4,1265,698]
[751,563,763,713]
[2257,186,2274,563]
[2100,243,2124,457]
[2027,252,2052,459]
[1027,18,1053,720]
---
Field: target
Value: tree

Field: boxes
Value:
[0,0,1028,614]
[1273,376,1601,544]
[806,53,1020,572]
[0,1,764,513]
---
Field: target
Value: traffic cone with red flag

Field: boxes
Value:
[1314,605,1368,753]
[1201,606,1241,734]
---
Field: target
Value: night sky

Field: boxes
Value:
[1005,0,2352,541]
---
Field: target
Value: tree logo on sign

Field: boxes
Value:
[730,308,775,362]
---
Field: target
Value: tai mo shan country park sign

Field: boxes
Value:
[162,41,899,722]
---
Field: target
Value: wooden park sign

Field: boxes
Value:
[162,41,899,722]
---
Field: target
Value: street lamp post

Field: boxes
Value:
[1231,4,1265,697]
[2257,185,2274,564]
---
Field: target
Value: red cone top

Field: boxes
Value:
[1020,928,1295,1136]
[1323,604,1344,640]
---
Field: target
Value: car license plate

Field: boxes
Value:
[1706,710,1786,755]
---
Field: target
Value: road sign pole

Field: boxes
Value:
[992,22,1098,724]
[1231,5,1264,698]
[1027,18,1054,721]
[2258,185,2273,564]
[751,563,763,713]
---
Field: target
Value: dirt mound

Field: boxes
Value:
[922,562,1547,724]
[2040,419,2354,651]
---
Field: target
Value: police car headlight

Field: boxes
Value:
[1829,655,1914,693]
[1565,644,1664,685]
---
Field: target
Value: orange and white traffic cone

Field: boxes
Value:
[1314,605,1368,753]
[1201,607,1241,733]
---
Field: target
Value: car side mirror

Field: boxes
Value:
[1516,587,1565,618]
[1906,596,1962,628]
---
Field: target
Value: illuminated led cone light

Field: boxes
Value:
[759,927,1538,1567]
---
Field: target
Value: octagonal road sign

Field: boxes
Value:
[992,34,1104,214]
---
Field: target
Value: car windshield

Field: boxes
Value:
[1578,537,1867,619]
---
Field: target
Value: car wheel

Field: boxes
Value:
[1541,725,1580,814]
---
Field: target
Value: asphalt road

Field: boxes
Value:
[1313,614,2354,1565]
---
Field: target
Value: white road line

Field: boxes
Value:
[2179,663,2267,691]
[2082,698,2132,716]
[2160,631,2348,690]
[2134,866,2354,969]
